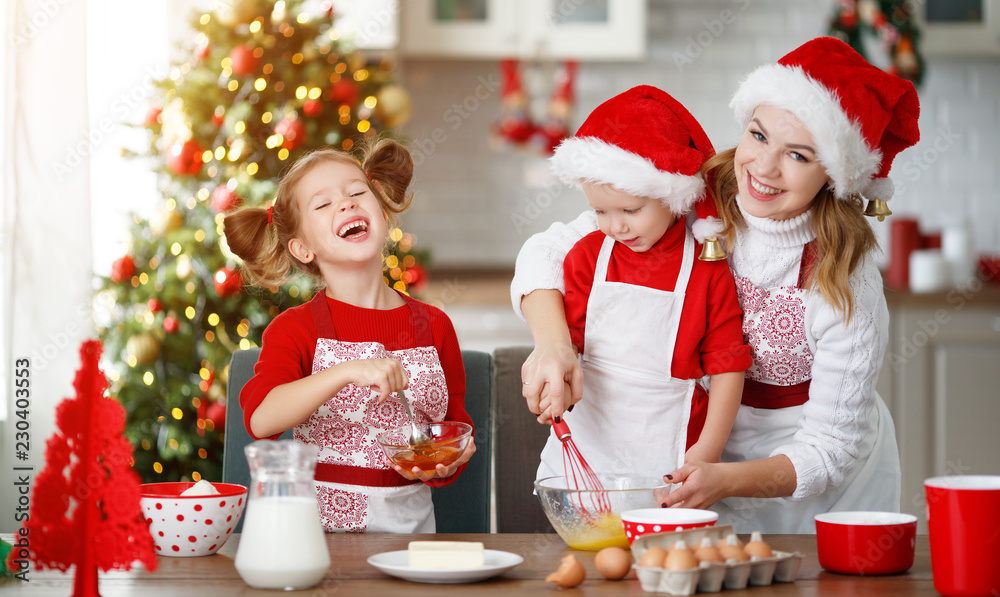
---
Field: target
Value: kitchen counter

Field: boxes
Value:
[1,532,939,596]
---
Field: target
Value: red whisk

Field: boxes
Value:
[551,419,612,515]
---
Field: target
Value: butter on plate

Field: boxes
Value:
[408,541,485,570]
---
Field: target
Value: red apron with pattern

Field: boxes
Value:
[716,241,901,533]
[293,291,448,533]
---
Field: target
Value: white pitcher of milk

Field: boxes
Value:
[235,440,330,590]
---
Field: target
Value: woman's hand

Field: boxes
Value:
[658,462,732,510]
[522,344,583,424]
[389,440,478,482]
[340,358,408,403]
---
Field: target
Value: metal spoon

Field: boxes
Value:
[399,389,431,446]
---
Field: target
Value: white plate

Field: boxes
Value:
[367,549,523,584]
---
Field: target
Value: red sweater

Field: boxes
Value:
[240,294,470,488]
[563,224,752,448]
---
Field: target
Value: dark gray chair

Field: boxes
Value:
[492,345,554,533]
[222,347,493,534]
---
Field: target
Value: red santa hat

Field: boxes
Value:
[549,85,715,217]
[730,36,920,203]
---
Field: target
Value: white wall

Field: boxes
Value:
[397,0,1000,270]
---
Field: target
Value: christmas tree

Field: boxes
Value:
[96,0,424,484]
[828,0,924,85]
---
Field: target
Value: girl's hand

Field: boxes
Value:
[389,439,477,482]
[683,442,721,466]
[521,344,583,423]
[658,462,731,510]
[342,358,408,403]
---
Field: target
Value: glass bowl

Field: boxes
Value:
[376,421,472,474]
[535,473,670,550]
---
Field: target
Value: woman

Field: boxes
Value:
[511,37,920,532]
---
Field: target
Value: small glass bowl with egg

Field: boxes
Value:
[534,473,668,550]
[376,421,472,474]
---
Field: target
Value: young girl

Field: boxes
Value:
[535,85,750,483]
[224,138,475,533]
[513,37,920,532]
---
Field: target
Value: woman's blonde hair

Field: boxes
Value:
[703,147,878,322]
[223,137,413,288]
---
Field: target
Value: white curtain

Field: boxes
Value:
[0,0,94,532]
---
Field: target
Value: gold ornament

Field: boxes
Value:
[127,332,160,366]
[150,206,184,236]
[375,84,412,129]
[863,198,892,221]
[215,0,258,27]
[175,254,193,280]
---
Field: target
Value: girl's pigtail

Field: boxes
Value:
[361,138,413,214]
[222,205,291,288]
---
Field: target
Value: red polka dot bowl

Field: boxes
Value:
[621,508,719,545]
[140,482,247,557]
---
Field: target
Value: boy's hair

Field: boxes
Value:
[223,137,413,288]
[703,147,878,322]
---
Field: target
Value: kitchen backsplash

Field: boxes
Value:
[397,0,1000,270]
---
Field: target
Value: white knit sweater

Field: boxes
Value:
[511,200,891,501]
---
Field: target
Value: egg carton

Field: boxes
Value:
[630,525,804,595]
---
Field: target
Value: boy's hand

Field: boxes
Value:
[521,344,583,421]
[388,440,477,482]
[342,358,408,403]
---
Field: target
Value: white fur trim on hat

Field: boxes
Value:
[692,216,724,244]
[550,136,706,216]
[862,177,894,201]
[730,64,882,200]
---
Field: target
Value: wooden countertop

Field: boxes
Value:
[2,532,940,596]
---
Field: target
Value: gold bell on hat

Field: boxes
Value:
[699,236,726,261]
[863,198,892,222]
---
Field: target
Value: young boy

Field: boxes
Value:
[534,86,752,481]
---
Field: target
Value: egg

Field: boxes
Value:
[744,531,774,559]
[637,545,668,568]
[594,547,631,580]
[693,536,725,563]
[718,534,749,562]
[664,540,699,571]
[545,554,585,588]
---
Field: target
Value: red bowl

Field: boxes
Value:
[815,511,917,575]
[621,508,718,545]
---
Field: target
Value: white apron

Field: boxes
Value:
[293,292,446,533]
[714,242,900,533]
[537,233,697,480]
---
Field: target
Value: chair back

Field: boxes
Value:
[222,347,493,534]
[492,346,554,533]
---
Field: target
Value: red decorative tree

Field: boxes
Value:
[8,340,157,596]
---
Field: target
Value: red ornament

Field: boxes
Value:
[228,45,259,77]
[167,139,203,176]
[402,263,428,293]
[211,184,241,213]
[163,315,179,334]
[143,106,162,127]
[5,340,158,595]
[214,267,243,298]
[329,78,358,108]
[110,255,135,283]
[206,402,227,434]
[211,112,224,127]
[274,117,306,150]
[303,98,323,117]
[147,298,164,313]
[194,41,210,61]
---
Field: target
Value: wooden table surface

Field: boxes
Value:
[1,532,938,596]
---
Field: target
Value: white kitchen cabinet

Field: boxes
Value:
[400,0,647,60]
[879,291,1000,532]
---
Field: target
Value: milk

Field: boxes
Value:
[234,496,331,590]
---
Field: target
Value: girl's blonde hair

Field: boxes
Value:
[223,137,413,288]
[703,147,878,322]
